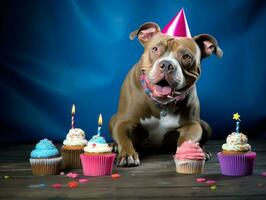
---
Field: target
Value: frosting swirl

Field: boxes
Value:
[84,135,112,153]
[222,132,251,151]
[63,128,87,146]
[30,138,59,158]
[175,140,205,160]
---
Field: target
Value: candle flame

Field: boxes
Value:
[98,113,103,126]
[71,104,76,115]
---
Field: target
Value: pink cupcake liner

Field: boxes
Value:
[80,153,116,176]
[217,152,256,176]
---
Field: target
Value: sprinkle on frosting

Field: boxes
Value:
[30,138,59,158]
[84,135,112,153]
[222,132,251,151]
[63,128,87,146]
[175,140,206,160]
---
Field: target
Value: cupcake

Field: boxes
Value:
[30,138,62,176]
[80,134,115,176]
[174,140,206,174]
[217,132,256,176]
[61,128,87,169]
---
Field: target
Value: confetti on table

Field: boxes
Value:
[28,184,46,188]
[206,180,216,186]
[68,181,79,188]
[79,178,89,183]
[261,172,266,176]
[210,185,217,190]
[51,184,62,189]
[111,173,121,179]
[196,178,206,183]
[66,172,79,178]
[4,176,10,179]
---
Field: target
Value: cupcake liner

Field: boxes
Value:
[80,153,116,176]
[217,152,256,176]
[174,159,205,174]
[30,157,62,176]
[61,148,84,169]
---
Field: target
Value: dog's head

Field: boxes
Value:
[130,22,223,101]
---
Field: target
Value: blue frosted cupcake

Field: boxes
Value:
[30,138,62,176]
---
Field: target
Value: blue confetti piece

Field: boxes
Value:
[28,183,46,188]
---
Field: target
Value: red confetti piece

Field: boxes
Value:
[68,181,79,188]
[111,173,121,179]
[79,178,89,183]
[52,184,62,189]
[261,172,266,176]
[196,178,206,183]
[206,180,216,186]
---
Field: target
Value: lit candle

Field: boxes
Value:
[233,112,241,133]
[97,114,103,136]
[71,104,75,129]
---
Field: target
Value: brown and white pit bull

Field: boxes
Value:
[109,22,223,167]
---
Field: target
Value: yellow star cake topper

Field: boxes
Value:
[233,112,241,121]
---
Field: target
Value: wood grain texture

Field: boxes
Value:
[0,140,266,200]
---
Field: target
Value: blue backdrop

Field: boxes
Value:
[1,0,266,143]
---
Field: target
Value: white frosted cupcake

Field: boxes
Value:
[217,132,256,176]
[80,134,115,176]
[61,128,87,169]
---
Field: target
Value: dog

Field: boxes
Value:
[109,22,223,167]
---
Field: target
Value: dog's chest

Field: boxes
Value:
[140,114,180,146]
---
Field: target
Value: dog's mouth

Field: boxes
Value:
[153,78,172,97]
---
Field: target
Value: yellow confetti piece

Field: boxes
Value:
[4,176,10,179]
[210,185,217,190]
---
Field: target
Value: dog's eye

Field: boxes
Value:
[152,46,158,53]
[182,54,191,60]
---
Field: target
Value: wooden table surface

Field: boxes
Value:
[0,140,266,200]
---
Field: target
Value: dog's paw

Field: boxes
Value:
[117,150,140,167]
[109,143,118,153]
[204,150,212,161]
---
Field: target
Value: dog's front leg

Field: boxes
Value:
[112,119,140,167]
[177,121,203,146]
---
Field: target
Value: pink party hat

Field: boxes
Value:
[162,8,191,38]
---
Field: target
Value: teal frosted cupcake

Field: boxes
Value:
[30,138,62,176]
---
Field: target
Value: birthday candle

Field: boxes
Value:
[233,112,241,133]
[71,104,75,129]
[236,121,240,133]
[97,114,103,136]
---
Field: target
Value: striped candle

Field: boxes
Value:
[236,121,240,133]
[97,114,103,136]
[71,104,75,129]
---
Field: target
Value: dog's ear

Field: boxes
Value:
[193,34,223,59]
[130,22,160,46]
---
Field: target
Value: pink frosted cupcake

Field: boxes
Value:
[174,140,206,174]
[80,134,115,176]
[217,132,256,176]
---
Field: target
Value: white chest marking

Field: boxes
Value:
[140,114,180,146]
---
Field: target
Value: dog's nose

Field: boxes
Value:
[159,60,174,72]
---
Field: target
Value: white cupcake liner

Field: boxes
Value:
[30,157,62,176]
[174,159,205,174]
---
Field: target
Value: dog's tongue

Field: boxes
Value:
[153,85,172,97]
